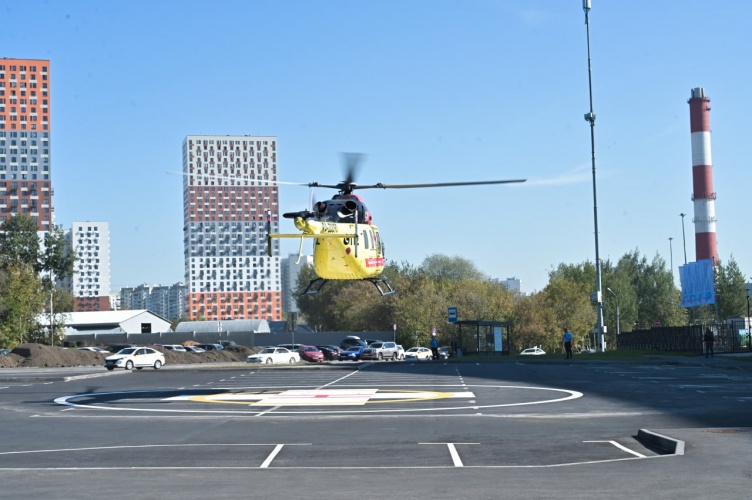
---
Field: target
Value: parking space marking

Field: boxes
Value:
[584,440,646,458]
[260,444,284,468]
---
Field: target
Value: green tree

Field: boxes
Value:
[617,250,685,329]
[716,256,748,320]
[420,254,487,282]
[0,261,46,347]
[512,291,553,351]
[544,276,596,351]
[0,215,41,272]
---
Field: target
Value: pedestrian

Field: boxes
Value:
[704,328,715,359]
[430,332,439,360]
[563,328,573,359]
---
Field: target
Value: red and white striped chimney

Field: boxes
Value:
[688,87,718,263]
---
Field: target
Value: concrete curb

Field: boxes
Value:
[637,429,685,455]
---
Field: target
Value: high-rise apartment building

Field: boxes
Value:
[0,58,53,230]
[64,222,111,311]
[119,283,186,321]
[182,135,281,321]
[281,253,313,314]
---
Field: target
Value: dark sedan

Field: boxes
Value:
[338,346,364,361]
[316,345,341,361]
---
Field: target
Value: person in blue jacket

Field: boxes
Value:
[430,332,439,360]
[563,328,573,359]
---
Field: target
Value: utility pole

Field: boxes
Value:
[582,0,606,351]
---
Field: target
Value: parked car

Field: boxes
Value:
[161,344,187,352]
[219,340,237,347]
[196,343,224,351]
[104,347,165,371]
[276,343,306,352]
[340,337,368,350]
[183,345,206,353]
[298,345,324,363]
[0,349,11,356]
[438,346,451,359]
[361,341,401,361]
[78,347,111,355]
[338,346,365,361]
[106,343,135,353]
[316,345,341,361]
[246,347,300,364]
[520,347,546,356]
[404,347,432,361]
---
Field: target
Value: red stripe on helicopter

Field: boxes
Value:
[366,258,385,268]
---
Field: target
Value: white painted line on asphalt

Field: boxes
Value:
[260,444,284,468]
[584,440,646,458]
[54,384,583,415]
[447,443,463,467]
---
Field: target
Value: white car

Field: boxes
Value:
[404,347,432,361]
[161,344,187,352]
[247,347,300,364]
[520,347,546,356]
[104,347,165,370]
[78,347,110,355]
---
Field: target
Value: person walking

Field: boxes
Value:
[563,328,573,359]
[430,332,439,360]
[704,328,715,359]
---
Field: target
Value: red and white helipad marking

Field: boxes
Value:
[166,389,476,406]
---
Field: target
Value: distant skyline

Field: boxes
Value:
[4,1,752,294]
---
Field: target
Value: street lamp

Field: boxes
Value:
[668,237,674,280]
[607,287,620,336]
[680,213,688,264]
[582,0,606,351]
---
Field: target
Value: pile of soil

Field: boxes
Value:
[0,343,259,369]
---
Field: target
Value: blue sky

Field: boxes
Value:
[4,1,752,294]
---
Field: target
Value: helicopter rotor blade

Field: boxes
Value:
[352,179,527,190]
[342,152,364,185]
[167,170,310,187]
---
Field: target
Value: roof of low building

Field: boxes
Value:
[174,319,270,334]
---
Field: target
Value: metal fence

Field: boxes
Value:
[617,323,752,354]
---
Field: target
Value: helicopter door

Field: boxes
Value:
[374,230,384,256]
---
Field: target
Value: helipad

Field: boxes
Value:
[166,389,476,405]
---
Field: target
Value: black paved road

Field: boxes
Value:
[0,358,750,499]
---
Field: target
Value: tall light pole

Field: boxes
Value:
[582,0,606,351]
[668,237,674,281]
[607,287,620,336]
[680,213,688,264]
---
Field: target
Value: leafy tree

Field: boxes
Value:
[420,254,487,282]
[715,256,748,320]
[0,261,46,347]
[543,276,596,350]
[0,215,41,272]
[512,291,554,351]
[617,250,685,329]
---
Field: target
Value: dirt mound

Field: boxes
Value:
[0,343,260,369]
[157,345,257,364]
[3,343,105,368]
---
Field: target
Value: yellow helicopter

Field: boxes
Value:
[268,154,526,295]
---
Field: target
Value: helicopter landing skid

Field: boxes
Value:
[302,277,396,296]
[367,277,396,296]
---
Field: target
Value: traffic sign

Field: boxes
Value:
[448,307,457,323]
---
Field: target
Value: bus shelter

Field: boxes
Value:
[455,320,513,356]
